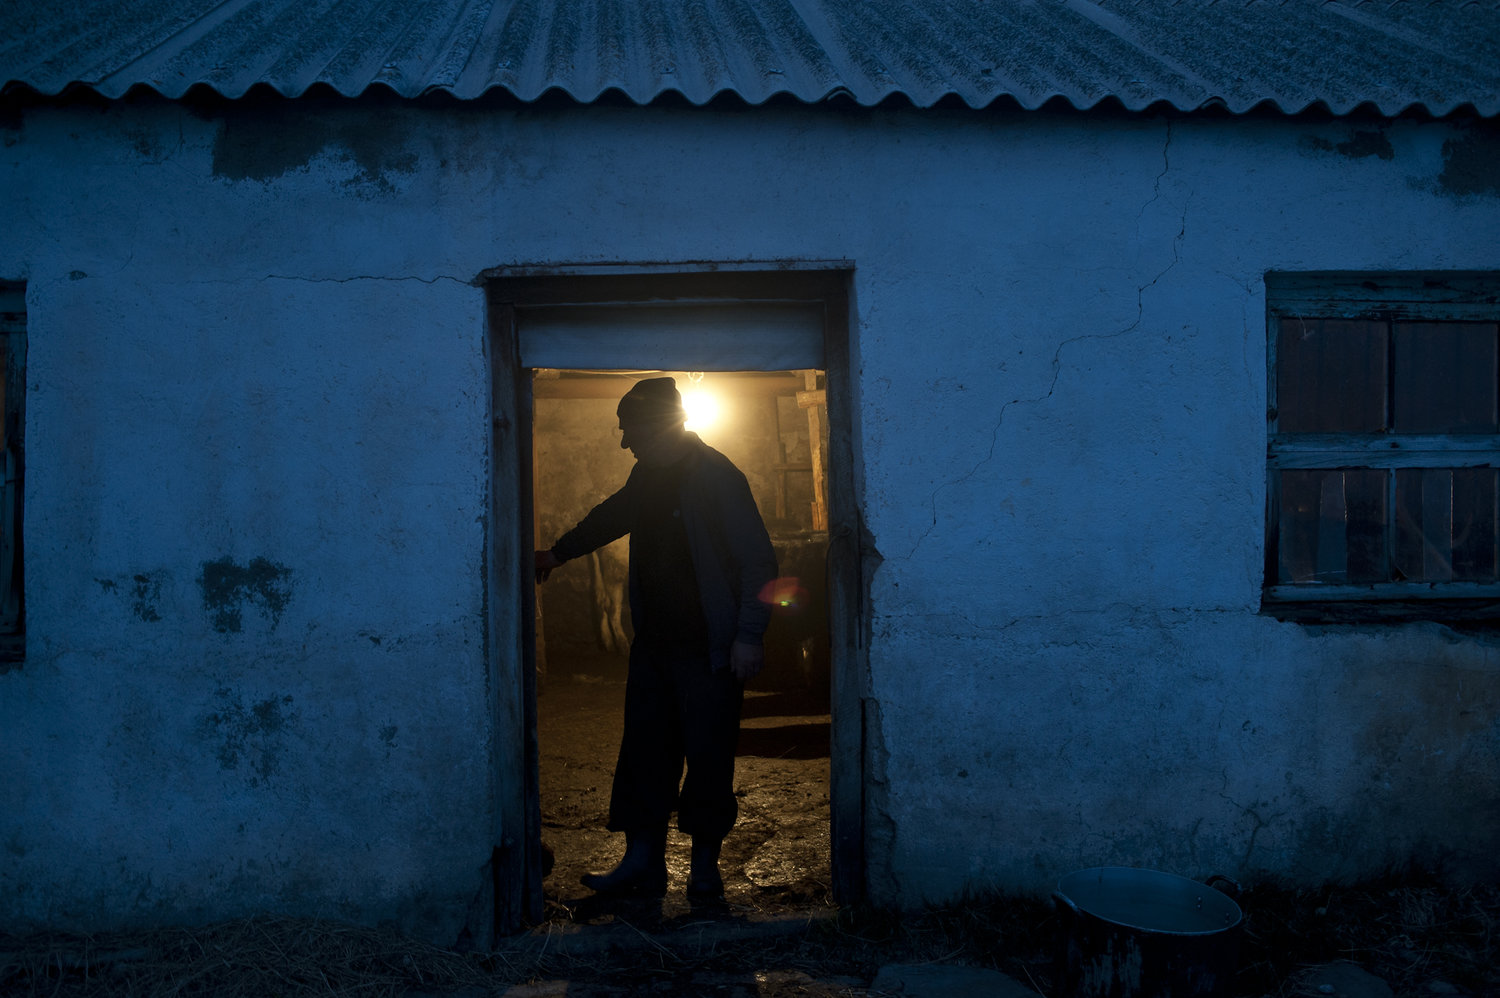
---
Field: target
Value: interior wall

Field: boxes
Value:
[533,388,634,668]
[532,371,830,696]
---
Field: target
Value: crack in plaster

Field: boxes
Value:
[41,256,137,287]
[905,123,1186,563]
[1140,119,1175,224]
[259,274,474,287]
[1219,779,1284,870]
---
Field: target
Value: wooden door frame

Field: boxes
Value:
[484,262,865,935]
[486,302,545,934]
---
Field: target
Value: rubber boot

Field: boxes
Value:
[686,837,724,901]
[580,828,667,897]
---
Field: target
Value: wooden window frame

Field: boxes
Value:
[1265,272,1500,622]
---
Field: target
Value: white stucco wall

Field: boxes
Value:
[2,97,1498,935]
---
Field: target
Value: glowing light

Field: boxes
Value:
[759,577,808,611]
[682,383,721,433]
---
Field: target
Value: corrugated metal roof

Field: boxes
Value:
[3,0,1497,116]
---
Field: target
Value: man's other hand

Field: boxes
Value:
[534,549,562,584]
[730,640,765,682]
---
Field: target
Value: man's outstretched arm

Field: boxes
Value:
[533,478,634,583]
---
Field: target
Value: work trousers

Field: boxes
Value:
[607,638,744,840]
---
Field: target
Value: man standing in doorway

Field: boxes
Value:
[534,376,777,900]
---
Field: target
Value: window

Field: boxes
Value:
[1265,273,1500,620]
[1,281,22,661]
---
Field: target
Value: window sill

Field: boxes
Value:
[1262,586,1500,623]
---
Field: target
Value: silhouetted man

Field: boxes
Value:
[534,376,777,900]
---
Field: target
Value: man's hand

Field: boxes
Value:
[534,549,562,584]
[729,640,765,682]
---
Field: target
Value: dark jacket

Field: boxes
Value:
[551,433,778,671]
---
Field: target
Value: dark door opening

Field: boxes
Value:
[485,266,862,938]
[531,368,833,917]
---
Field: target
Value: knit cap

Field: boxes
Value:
[616,376,685,426]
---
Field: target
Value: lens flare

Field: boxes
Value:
[759,577,808,611]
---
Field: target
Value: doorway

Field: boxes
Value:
[485,265,861,935]
[531,368,833,918]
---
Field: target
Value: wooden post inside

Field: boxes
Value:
[799,370,829,532]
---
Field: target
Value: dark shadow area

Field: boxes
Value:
[740,688,830,719]
[736,723,830,760]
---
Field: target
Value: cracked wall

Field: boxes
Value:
[855,114,1500,902]
[2,99,1499,933]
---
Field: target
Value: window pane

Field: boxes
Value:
[1277,318,1387,432]
[1400,468,1500,583]
[1344,469,1388,583]
[1393,322,1498,433]
[1452,468,1498,582]
[1279,471,1320,582]
[1278,469,1388,583]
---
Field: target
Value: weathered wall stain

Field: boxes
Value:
[1300,129,1394,161]
[200,688,299,785]
[125,125,164,162]
[94,572,166,622]
[1439,128,1500,197]
[199,557,292,633]
[211,104,418,195]
[131,573,163,622]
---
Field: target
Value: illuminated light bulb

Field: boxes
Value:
[682,387,720,433]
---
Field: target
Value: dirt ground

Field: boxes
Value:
[536,654,835,926]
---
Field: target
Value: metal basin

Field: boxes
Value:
[1054,866,1243,998]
